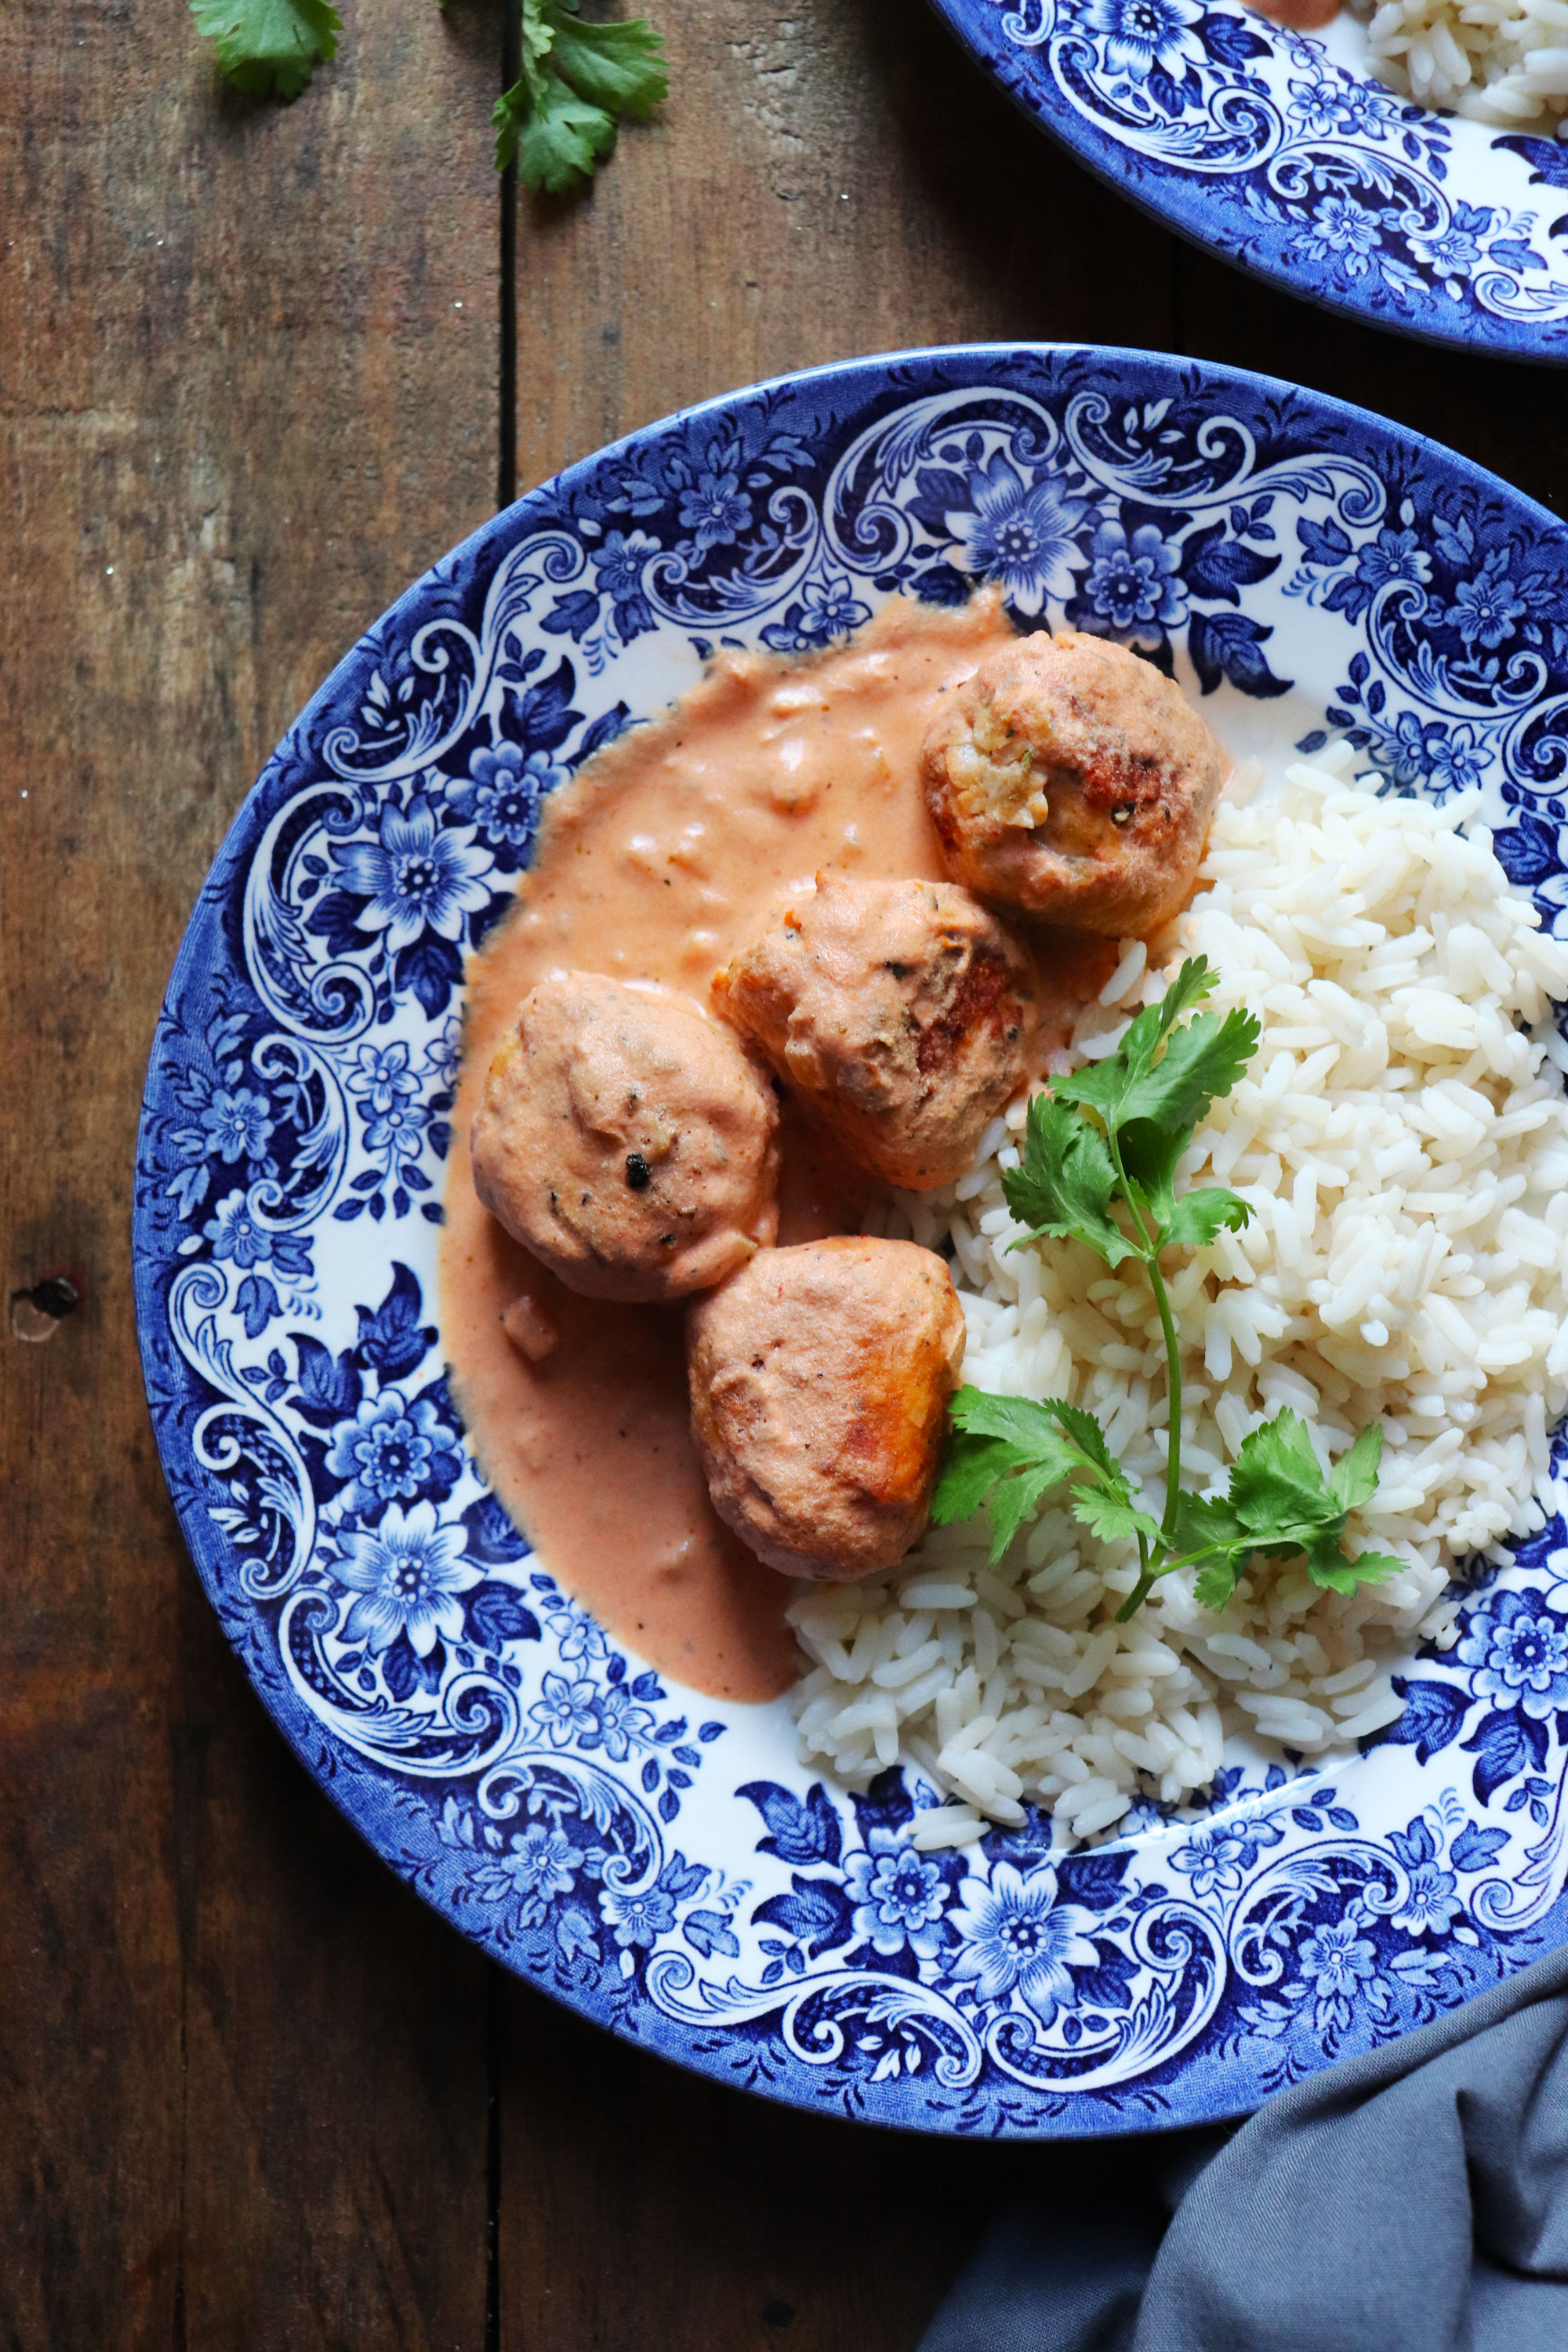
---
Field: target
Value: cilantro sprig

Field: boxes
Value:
[494,2,667,191]
[190,0,667,195]
[933,957,1405,1619]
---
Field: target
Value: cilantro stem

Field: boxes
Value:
[1144,1244,1184,1549]
[1101,1132,1186,1620]
[1116,1564,1159,1624]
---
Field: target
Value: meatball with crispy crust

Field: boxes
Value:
[471,972,780,1302]
[686,1237,966,1581]
[712,874,1035,1192]
[921,630,1227,935]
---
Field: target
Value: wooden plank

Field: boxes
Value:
[510,0,1181,489]
[498,1976,1029,2352]
[498,11,1178,2346]
[0,0,502,2342]
[173,1617,492,2350]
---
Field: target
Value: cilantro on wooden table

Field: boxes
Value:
[189,0,341,100]
[189,0,667,194]
[933,956,1404,1619]
[493,2,667,191]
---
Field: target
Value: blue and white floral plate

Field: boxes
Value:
[933,0,1568,358]
[136,347,1568,2136]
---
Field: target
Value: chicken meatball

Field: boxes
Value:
[471,971,780,1303]
[921,630,1227,935]
[686,1237,966,1581]
[713,874,1035,1192]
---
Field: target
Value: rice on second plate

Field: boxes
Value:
[789,746,1568,1848]
[1352,0,1568,128]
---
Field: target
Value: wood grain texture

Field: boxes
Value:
[497,1975,1029,2352]
[0,0,500,2342]
[511,0,1181,491]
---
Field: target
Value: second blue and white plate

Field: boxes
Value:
[934,0,1568,359]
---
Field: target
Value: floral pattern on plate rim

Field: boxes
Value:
[134,346,1568,2136]
[932,0,1568,360]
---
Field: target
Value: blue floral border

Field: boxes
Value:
[134,347,1568,2137]
[933,0,1568,361]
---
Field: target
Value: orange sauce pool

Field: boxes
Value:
[438,591,1112,1701]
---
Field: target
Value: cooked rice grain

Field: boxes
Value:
[1353,0,1568,127]
[789,749,1568,1834]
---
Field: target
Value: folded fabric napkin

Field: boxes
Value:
[920,1938,1568,2352]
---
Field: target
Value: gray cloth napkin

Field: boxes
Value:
[920,1938,1568,2352]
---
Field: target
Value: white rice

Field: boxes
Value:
[789,746,1568,1838]
[1352,0,1568,127]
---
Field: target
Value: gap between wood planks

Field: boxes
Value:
[498,0,521,514]
[487,1962,503,2352]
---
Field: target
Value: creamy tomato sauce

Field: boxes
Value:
[439,592,1109,1701]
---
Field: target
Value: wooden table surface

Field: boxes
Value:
[5,3,1568,2344]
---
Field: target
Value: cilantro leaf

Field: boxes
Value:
[1229,1410,1331,1537]
[935,1390,1159,1563]
[1044,1397,1123,1483]
[1049,956,1220,1131]
[1070,1483,1162,1552]
[521,0,557,82]
[1153,1183,1253,1254]
[934,1392,1083,1557]
[954,1388,1146,1520]
[1161,1490,1251,1615]
[191,0,340,99]
[1040,1399,1160,1551]
[496,1,667,190]
[1113,1004,1261,1160]
[547,10,667,114]
[1223,1411,1401,1599]
[1010,960,1259,1272]
[949,1388,1081,1460]
[1048,959,1258,1233]
[495,70,617,187]
[1173,1487,1246,1558]
[1002,1092,1138,1268]
[931,1431,1025,1529]
[985,1463,1069,1563]
[1193,1557,1241,1611]
[1327,1422,1385,1515]
[1305,1536,1405,1597]
[1113,1003,1261,1245]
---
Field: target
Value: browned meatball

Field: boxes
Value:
[713,874,1035,1192]
[470,972,780,1302]
[921,630,1227,935]
[686,1237,966,1581]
